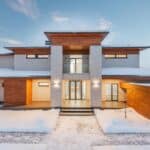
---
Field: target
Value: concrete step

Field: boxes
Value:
[60,112,94,116]
[60,108,94,116]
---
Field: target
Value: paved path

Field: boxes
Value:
[42,116,150,150]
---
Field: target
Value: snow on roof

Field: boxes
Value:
[0,49,13,55]
[130,83,150,87]
[0,69,50,77]
[44,30,109,33]
[102,67,150,76]
[102,45,150,49]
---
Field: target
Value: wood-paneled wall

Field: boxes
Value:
[121,83,150,119]
[4,78,32,106]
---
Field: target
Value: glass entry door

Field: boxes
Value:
[105,83,118,101]
[65,80,86,100]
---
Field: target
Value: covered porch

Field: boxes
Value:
[3,78,51,109]
[100,79,127,109]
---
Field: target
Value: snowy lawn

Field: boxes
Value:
[93,145,150,150]
[0,109,59,133]
[95,108,150,133]
[0,144,48,150]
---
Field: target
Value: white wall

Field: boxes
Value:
[0,55,14,69]
[102,54,139,68]
[140,48,150,68]
[32,79,50,101]
[14,55,50,71]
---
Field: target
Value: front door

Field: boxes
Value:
[65,80,86,100]
[105,83,118,101]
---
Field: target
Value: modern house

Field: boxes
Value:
[0,31,150,118]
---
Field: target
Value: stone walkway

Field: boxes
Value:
[0,116,149,150]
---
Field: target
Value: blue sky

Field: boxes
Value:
[0,0,150,49]
[0,0,150,47]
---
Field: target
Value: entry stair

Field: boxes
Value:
[60,107,94,116]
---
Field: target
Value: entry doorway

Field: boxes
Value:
[62,80,91,108]
[65,80,86,100]
[105,83,118,101]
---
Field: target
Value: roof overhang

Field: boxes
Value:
[102,46,150,54]
[5,47,50,55]
[44,31,109,50]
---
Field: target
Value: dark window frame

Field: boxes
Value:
[106,83,119,101]
[65,80,85,100]
[111,83,119,101]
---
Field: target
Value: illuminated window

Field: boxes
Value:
[105,83,118,101]
[65,80,86,100]
[26,54,49,59]
[37,55,49,59]
[116,54,127,58]
[104,54,127,59]
[104,54,116,59]
[38,82,49,87]
[26,55,36,59]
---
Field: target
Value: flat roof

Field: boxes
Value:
[102,45,150,50]
[102,67,150,76]
[0,68,50,78]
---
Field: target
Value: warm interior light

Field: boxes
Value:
[53,79,60,88]
[38,82,49,87]
[92,79,100,88]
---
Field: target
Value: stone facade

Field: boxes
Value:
[50,46,63,107]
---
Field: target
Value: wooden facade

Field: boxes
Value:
[121,83,150,119]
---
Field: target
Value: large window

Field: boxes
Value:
[104,54,127,59]
[65,80,86,100]
[64,55,89,73]
[105,83,118,101]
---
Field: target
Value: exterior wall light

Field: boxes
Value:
[92,79,100,88]
[53,79,60,88]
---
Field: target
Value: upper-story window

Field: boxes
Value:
[104,53,127,59]
[26,54,49,59]
[26,55,36,59]
[63,55,89,73]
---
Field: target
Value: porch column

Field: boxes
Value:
[89,45,102,107]
[50,46,63,107]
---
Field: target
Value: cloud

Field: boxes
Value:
[51,12,69,23]
[0,37,23,46]
[98,18,112,30]
[6,0,39,19]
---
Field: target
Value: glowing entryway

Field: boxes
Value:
[62,80,91,108]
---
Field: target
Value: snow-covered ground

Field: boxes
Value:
[0,109,59,132]
[0,144,48,150]
[0,115,149,149]
[93,145,150,150]
[95,108,150,133]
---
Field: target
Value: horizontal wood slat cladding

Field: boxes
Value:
[121,83,150,119]
[102,48,140,54]
[45,32,108,46]
[6,47,50,55]
[4,78,27,105]
[63,49,89,54]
